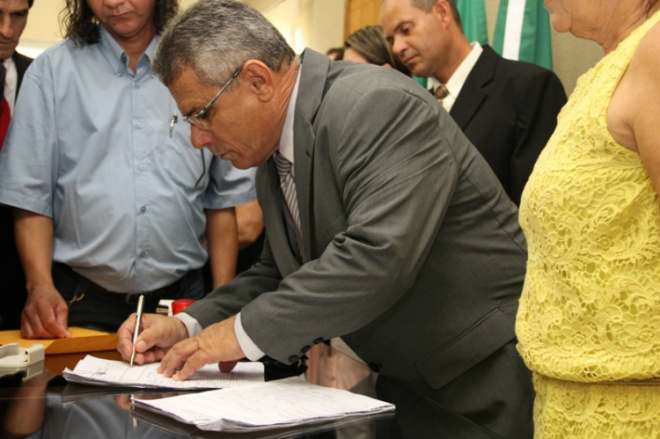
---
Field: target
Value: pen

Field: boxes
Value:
[130,294,145,367]
[169,114,177,138]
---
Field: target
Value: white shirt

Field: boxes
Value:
[3,57,18,111]
[428,42,483,112]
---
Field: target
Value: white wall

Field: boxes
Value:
[261,0,345,55]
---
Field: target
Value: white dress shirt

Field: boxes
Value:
[3,57,18,111]
[428,42,483,112]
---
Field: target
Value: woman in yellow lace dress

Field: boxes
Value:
[516,0,660,438]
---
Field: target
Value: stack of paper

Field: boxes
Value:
[132,379,395,432]
[63,355,265,389]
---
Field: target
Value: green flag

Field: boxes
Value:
[493,0,553,70]
[456,0,488,46]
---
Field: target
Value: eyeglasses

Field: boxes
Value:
[183,67,242,130]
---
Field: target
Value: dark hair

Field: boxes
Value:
[345,25,411,76]
[410,0,463,32]
[28,0,34,7]
[60,0,179,46]
[326,47,344,60]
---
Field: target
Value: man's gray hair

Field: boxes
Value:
[153,0,295,87]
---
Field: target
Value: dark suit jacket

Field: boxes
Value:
[186,50,532,437]
[0,51,33,329]
[450,46,566,205]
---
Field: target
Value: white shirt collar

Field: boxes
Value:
[430,42,483,112]
[3,57,18,111]
[277,63,302,166]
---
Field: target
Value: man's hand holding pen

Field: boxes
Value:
[117,312,245,380]
[117,313,189,366]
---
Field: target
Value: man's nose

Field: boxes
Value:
[391,37,407,59]
[190,124,214,150]
[0,15,16,39]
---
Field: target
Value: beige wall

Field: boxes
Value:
[482,0,603,95]
[19,0,602,94]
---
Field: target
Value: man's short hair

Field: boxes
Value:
[406,0,464,31]
[154,0,295,88]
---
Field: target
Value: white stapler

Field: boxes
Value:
[0,343,45,379]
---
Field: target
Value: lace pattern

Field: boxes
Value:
[532,374,660,439]
[517,11,660,384]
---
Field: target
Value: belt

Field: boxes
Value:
[52,262,202,304]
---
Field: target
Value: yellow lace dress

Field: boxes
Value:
[517,11,660,439]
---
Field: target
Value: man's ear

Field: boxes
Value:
[242,60,274,103]
[431,0,452,27]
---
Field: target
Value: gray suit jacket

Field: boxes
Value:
[188,49,527,390]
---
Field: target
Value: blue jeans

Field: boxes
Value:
[53,263,205,333]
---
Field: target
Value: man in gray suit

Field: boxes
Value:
[117,1,533,437]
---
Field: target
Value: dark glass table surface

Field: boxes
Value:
[0,352,400,439]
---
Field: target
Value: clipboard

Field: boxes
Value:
[0,327,117,354]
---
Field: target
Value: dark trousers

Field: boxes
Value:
[375,340,534,439]
[53,263,205,333]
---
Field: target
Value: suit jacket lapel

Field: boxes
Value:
[293,110,313,261]
[257,50,329,272]
[291,50,329,261]
[450,45,497,129]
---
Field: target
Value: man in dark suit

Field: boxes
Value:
[117,1,533,438]
[0,0,33,329]
[381,0,567,205]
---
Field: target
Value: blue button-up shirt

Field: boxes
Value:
[0,29,256,292]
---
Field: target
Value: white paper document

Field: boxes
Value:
[132,379,395,432]
[63,355,265,390]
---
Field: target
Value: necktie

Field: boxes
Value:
[434,83,449,100]
[273,152,306,261]
[0,63,10,148]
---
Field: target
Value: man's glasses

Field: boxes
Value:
[184,67,242,130]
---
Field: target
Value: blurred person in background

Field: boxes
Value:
[344,25,410,76]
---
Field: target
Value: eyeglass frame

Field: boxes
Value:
[183,66,243,129]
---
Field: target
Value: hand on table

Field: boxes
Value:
[21,285,70,339]
[158,315,245,381]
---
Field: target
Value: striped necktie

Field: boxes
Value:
[273,152,306,261]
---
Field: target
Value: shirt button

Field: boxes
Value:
[140,206,146,213]
[140,251,146,258]
[138,164,146,171]
[137,122,144,129]
[287,355,299,363]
